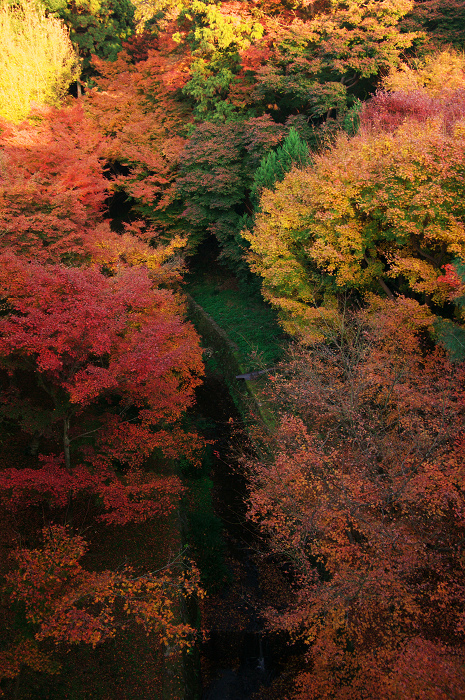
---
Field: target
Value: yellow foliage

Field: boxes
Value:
[0,0,79,123]
[89,223,188,283]
[131,0,178,31]
[383,49,465,96]
[246,106,465,342]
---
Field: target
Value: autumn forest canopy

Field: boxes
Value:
[0,0,465,698]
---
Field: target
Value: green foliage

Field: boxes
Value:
[178,0,264,121]
[181,58,239,122]
[187,269,285,368]
[254,67,349,121]
[251,127,311,207]
[42,0,136,73]
[176,115,285,275]
[434,318,465,362]
[342,97,362,136]
[251,0,417,123]
[435,259,465,361]
[0,0,79,122]
[401,0,465,49]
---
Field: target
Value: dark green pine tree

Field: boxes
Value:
[250,127,311,209]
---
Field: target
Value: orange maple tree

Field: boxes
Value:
[0,103,110,264]
[5,524,201,648]
[85,30,192,239]
[246,297,465,699]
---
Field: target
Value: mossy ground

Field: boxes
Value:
[185,260,286,371]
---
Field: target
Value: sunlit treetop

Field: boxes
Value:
[0,0,79,122]
[305,0,417,80]
[244,82,465,342]
[382,48,465,95]
[174,1,266,121]
[238,0,418,123]
[178,1,264,53]
[0,101,190,277]
[165,0,417,123]
[0,102,109,264]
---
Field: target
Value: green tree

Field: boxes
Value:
[0,0,79,122]
[251,0,417,123]
[401,0,465,49]
[250,127,311,208]
[178,0,265,122]
[175,115,285,274]
[434,260,465,361]
[43,0,135,74]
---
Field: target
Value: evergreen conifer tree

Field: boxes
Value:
[251,127,311,208]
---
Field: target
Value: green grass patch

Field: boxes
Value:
[185,270,286,369]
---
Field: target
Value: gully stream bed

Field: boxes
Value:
[186,371,274,700]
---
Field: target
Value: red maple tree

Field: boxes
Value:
[0,251,204,524]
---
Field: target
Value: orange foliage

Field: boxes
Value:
[86,39,192,236]
[247,298,465,698]
[0,102,186,277]
[4,525,202,649]
[0,103,108,263]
